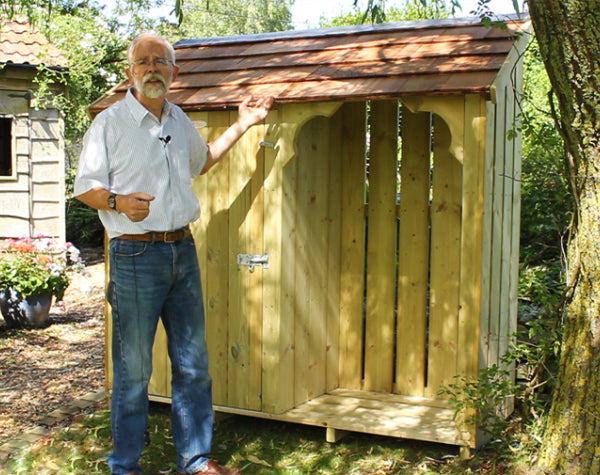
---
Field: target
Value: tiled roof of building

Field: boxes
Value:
[0,19,68,68]
[90,15,529,113]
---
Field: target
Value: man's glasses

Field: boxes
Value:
[130,57,174,68]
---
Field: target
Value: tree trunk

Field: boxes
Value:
[527,1,600,473]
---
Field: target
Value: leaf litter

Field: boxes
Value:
[0,250,106,446]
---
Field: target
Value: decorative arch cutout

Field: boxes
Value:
[278,101,343,169]
[401,96,465,164]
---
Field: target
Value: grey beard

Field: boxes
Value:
[141,82,167,99]
[134,74,169,99]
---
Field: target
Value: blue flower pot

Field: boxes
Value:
[0,288,53,329]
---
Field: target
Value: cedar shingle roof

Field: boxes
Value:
[0,20,68,68]
[90,15,529,113]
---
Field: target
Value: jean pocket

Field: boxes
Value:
[110,238,149,257]
[183,234,196,248]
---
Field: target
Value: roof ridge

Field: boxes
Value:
[175,13,529,49]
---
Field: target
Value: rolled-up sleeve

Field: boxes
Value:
[73,114,111,197]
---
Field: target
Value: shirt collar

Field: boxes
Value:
[125,87,174,125]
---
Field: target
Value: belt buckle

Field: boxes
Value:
[163,231,176,243]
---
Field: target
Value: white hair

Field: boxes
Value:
[127,33,176,65]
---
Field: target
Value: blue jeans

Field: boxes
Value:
[107,235,213,475]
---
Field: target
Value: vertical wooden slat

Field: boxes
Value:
[307,116,329,401]
[395,107,431,396]
[104,235,112,393]
[262,106,293,414]
[426,114,462,399]
[292,138,309,407]
[502,70,522,418]
[499,79,514,372]
[279,134,298,411]
[479,101,496,371]
[294,115,330,405]
[190,112,210,296]
[458,94,487,395]
[338,102,367,390]
[509,57,524,371]
[489,80,506,369]
[190,111,211,396]
[326,108,343,392]
[458,95,488,448]
[204,110,231,405]
[227,111,264,410]
[364,99,398,393]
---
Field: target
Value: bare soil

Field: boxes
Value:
[0,249,106,445]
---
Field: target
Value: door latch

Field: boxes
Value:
[237,253,269,272]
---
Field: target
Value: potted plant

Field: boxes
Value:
[0,236,85,328]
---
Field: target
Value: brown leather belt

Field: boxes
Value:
[116,226,191,243]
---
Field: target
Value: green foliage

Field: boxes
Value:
[0,237,84,301]
[0,0,62,22]
[512,38,564,260]
[34,6,128,165]
[0,253,69,301]
[439,366,519,443]
[65,169,105,248]
[516,260,564,407]
[109,0,172,34]
[350,0,459,23]
[161,0,294,40]
[440,259,564,451]
[406,0,460,18]
[325,0,454,26]
[468,0,520,29]
[520,38,572,267]
[65,198,106,249]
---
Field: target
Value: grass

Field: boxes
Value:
[1,401,532,474]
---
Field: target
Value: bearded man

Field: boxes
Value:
[74,33,273,475]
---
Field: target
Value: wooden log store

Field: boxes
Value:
[91,15,531,451]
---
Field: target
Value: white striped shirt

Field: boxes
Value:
[74,88,208,239]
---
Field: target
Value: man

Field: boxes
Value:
[74,33,273,475]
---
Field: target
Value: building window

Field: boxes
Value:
[0,117,12,177]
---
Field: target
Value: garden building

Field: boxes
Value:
[0,20,68,242]
[92,15,530,451]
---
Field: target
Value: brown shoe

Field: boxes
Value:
[178,459,241,475]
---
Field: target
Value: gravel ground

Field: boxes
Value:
[0,250,106,445]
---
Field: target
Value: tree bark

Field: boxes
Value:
[527,1,600,473]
